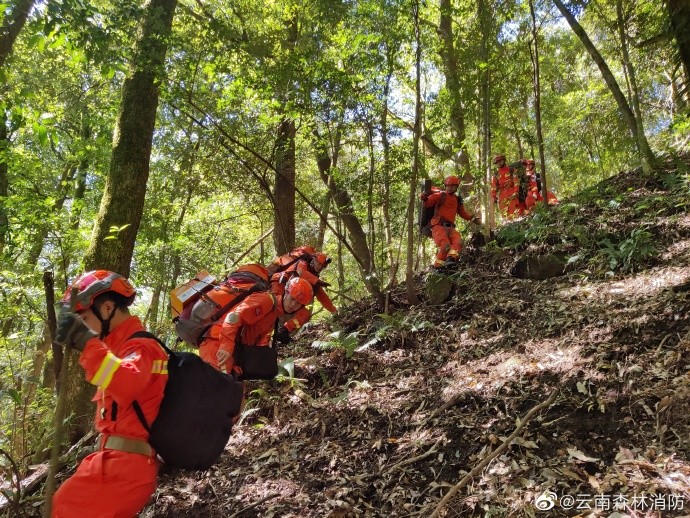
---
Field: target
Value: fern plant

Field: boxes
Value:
[312,331,360,358]
[596,227,658,273]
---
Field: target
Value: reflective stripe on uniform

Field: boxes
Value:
[90,351,122,389]
[151,359,168,375]
[288,318,300,330]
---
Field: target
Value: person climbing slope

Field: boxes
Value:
[420,175,479,268]
[52,270,168,518]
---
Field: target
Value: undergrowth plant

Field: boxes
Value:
[312,331,360,358]
[595,227,658,273]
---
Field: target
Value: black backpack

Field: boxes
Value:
[130,331,244,470]
[420,183,463,237]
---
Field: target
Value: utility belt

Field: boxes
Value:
[435,221,455,228]
[100,434,153,457]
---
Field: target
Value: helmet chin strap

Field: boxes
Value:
[94,304,117,339]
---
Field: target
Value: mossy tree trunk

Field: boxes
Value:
[273,117,296,256]
[665,0,690,99]
[437,0,471,187]
[68,0,178,440]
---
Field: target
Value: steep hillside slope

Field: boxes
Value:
[144,157,690,518]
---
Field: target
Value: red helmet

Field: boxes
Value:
[285,277,313,306]
[523,159,535,167]
[61,270,136,312]
[444,175,460,186]
[312,253,331,268]
[493,154,506,164]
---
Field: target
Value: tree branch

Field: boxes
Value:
[427,389,559,518]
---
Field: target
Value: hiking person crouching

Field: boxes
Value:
[52,271,168,518]
[198,277,314,377]
[420,175,479,268]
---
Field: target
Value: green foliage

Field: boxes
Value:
[494,207,560,250]
[276,357,306,388]
[1,0,689,477]
[312,331,360,359]
[595,227,659,273]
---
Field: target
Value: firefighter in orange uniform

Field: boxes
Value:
[198,277,313,376]
[268,247,337,316]
[523,158,559,206]
[52,271,168,518]
[491,154,522,219]
[420,175,479,268]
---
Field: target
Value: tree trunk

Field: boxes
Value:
[552,0,656,174]
[83,0,178,277]
[665,0,690,95]
[529,0,549,205]
[0,113,8,252]
[273,117,296,256]
[437,0,471,187]
[407,0,421,305]
[366,121,376,269]
[312,129,384,306]
[616,0,657,174]
[316,191,331,250]
[69,114,91,230]
[381,55,397,279]
[478,0,492,231]
[0,0,36,69]
[71,0,178,440]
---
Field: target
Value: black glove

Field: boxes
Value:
[56,311,97,352]
[274,326,292,344]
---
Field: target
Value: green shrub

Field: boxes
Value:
[596,227,658,273]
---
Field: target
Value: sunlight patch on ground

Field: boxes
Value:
[344,373,424,414]
[558,266,690,301]
[670,213,690,228]
[662,237,690,261]
[439,339,588,402]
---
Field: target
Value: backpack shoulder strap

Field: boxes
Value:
[210,281,266,324]
[431,192,447,222]
[129,330,171,355]
[128,330,169,434]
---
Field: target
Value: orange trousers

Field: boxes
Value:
[52,450,157,518]
[431,224,462,265]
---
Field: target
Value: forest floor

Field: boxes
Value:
[142,157,690,518]
[14,156,690,517]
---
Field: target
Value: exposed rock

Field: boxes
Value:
[424,270,454,304]
[511,253,566,280]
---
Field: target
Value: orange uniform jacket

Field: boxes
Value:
[423,190,474,225]
[491,165,517,202]
[79,316,168,440]
[200,291,309,375]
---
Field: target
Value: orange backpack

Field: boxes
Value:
[265,246,318,276]
[171,263,270,346]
